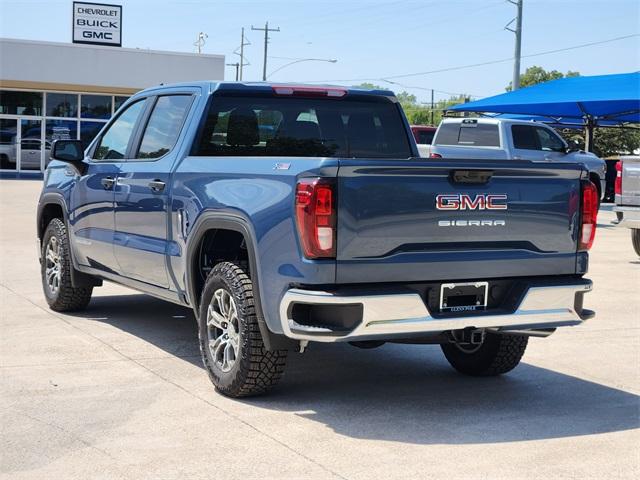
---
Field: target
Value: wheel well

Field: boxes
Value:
[39,203,64,240]
[192,229,249,309]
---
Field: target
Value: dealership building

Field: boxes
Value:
[0,34,225,173]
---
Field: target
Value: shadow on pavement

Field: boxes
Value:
[78,293,640,445]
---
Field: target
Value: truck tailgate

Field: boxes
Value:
[336,159,585,283]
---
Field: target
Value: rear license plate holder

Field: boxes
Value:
[439,282,488,313]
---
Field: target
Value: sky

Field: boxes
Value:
[1,0,638,103]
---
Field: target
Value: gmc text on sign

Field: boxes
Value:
[72,2,122,47]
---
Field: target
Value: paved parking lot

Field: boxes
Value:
[1,178,638,480]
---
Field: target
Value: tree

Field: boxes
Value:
[354,83,470,126]
[506,65,579,91]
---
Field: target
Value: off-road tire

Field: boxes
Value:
[198,261,287,397]
[41,218,93,311]
[441,332,528,376]
[632,229,640,257]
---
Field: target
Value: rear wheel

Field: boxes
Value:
[41,218,93,311]
[441,331,528,376]
[632,229,640,257]
[198,262,287,397]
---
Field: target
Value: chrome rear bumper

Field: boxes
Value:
[613,205,640,229]
[279,281,593,342]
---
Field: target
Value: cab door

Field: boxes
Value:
[113,93,194,288]
[69,99,147,272]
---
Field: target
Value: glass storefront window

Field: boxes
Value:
[46,93,78,118]
[20,119,43,170]
[0,90,43,116]
[81,94,112,119]
[114,96,129,113]
[80,121,106,149]
[0,118,18,170]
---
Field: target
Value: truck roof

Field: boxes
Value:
[136,81,397,98]
[440,117,550,126]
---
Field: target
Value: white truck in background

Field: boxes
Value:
[429,118,607,201]
[613,156,640,255]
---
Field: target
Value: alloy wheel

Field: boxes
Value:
[206,288,240,372]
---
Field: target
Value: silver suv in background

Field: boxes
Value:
[430,118,607,199]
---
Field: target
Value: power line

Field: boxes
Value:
[304,33,639,83]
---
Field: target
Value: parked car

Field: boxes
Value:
[613,155,640,255]
[430,118,606,200]
[38,82,597,397]
[410,125,436,157]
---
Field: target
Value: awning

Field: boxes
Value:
[449,72,640,126]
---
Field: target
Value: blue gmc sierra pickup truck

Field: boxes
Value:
[37,82,598,397]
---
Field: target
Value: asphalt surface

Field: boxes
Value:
[1,178,638,480]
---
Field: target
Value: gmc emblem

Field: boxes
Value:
[436,194,507,210]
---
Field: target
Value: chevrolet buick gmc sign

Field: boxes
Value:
[72,2,122,46]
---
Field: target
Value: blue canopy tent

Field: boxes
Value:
[448,72,640,151]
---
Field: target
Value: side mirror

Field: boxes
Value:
[565,139,581,154]
[51,139,86,174]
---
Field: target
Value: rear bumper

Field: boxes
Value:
[613,205,640,229]
[279,280,593,342]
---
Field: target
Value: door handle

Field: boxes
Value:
[148,180,166,192]
[101,176,115,190]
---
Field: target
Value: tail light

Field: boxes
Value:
[614,160,623,196]
[295,178,336,259]
[579,181,599,251]
[429,153,442,159]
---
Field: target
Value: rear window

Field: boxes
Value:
[193,95,412,158]
[434,122,500,147]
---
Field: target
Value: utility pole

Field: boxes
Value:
[252,22,280,81]
[239,27,248,80]
[430,89,434,125]
[226,62,240,81]
[506,0,523,90]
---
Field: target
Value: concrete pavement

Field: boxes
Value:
[1,178,638,479]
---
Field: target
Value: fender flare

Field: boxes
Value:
[37,192,69,240]
[185,211,296,351]
[37,192,101,288]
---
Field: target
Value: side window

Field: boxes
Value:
[512,125,538,150]
[136,95,192,159]
[457,123,500,147]
[93,100,145,160]
[536,127,565,152]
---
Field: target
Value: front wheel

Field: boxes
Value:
[632,229,640,257]
[441,331,528,376]
[41,218,93,312]
[198,262,287,397]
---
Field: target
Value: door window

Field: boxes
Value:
[511,125,538,149]
[512,125,566,152]
[93,100,145,160]
[136,95,192,159]
[536,127,565,152]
